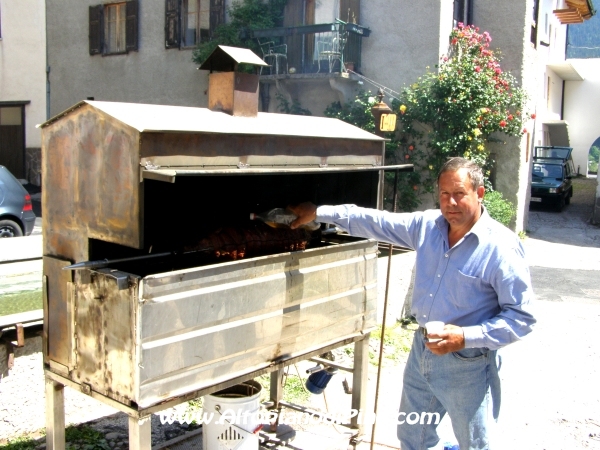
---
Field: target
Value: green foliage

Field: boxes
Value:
[324,91,422,211]
[0,426,110,450]
[65,426,110,450]
[392,25,529,208]
[588,145,599,173]
[325,27,529,211]
[0,438,37,450]
[396,24,530,192]
[276,93,312,115]
[482,190,516,227]
[192,0,287,69]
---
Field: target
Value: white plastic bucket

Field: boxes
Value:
[202,380,262,450]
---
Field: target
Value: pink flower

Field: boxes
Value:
[409,145,414,151]
[458,22,464,29]
[508,114,514,121]
[495,68,501,74]
[522,128,528,133]
[475,66,481,72]
[531,113,536,119]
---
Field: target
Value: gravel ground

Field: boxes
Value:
[1,176,599,449]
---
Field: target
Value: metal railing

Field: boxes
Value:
[243,21,370,75]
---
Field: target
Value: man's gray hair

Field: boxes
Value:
[437,157,484,190]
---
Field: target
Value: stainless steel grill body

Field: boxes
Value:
[40,98,409,449]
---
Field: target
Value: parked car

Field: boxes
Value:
[530,146,575,212]
[0,165,36,237]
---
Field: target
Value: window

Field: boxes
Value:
[165,0,224,49]
[89,0,138,55]
[453,0,472,27]
[531,0,540,46]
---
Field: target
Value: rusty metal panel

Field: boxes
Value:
[41,103,143,255]
[74,271,140,404]
[139,133,384,169]
[135,238,377,407]
[43,256,74,367]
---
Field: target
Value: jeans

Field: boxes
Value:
[397,330,501,450]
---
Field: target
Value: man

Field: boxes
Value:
[290,157,535,449]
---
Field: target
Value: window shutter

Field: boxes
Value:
[209,0,224,39]
[126,0,139,52]
[165,0,181,49]
[89,4,104,55]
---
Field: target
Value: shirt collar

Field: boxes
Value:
[435,205,492,244]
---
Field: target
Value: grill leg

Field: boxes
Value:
[129,416,152,450]
[269,368,285,432]
[128,415,152,450]
[45,377,65,450]
[351,333,370,435]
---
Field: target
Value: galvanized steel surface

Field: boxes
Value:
[72,238,377,408]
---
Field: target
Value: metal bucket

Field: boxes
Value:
[202,380,262,450]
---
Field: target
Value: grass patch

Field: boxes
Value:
[0,425,109,450]
[369,321,417,367]
[0,290,42,316]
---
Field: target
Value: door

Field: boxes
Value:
[0,106,26,178]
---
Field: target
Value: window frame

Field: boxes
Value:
[165,0,224,50]
[89,0,139,56]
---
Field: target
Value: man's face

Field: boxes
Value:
[438,168,484,230]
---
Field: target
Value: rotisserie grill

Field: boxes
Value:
[41,47,412,450]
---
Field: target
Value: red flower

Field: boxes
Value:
[499,120,507,127]
[522,128,528,134]
[408,145,414,151]
[475,66,481,73]
[495,68,501,74]
[405,154,410,159]
[531,113,536,119]
[508,114,514,121]
[413,185,418,191]
[452,38,458,45]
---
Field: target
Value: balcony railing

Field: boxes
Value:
[241,21,371,76]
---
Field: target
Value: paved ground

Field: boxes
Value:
[1,177,599,449]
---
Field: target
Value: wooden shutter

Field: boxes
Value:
[209,0,224,39]
[340,0,360,23]
[126,0,139,52]
[89,4,104,55]
[165,0,180,48]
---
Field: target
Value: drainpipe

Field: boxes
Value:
[46,66,51,120]
[560,80,565,120]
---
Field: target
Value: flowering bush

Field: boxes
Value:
[395,24,530,199]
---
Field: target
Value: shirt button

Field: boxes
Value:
[437,274,441,277]
[445,254,449,258]
[429,294,433,297]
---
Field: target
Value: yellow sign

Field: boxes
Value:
[380,113,397,132]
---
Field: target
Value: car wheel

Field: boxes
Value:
[555,195,565,212]
[0,219,24,238]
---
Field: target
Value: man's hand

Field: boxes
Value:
[425,324,465,355]
[288,202,317,229]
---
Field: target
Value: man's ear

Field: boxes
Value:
[477,186,485,202]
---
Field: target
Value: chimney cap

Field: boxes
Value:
[199,45,268,72]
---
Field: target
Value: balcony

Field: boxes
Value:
[241,21,371,77]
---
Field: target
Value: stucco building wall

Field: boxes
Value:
[564,59,600,175]
[46,0,216,117]
[0,0,46,147]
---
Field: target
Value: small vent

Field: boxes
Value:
[217,426,245,450]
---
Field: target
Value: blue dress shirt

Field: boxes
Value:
[316,205,536,350]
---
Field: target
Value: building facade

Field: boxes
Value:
[0,0,47,183]
[44,0,595,230]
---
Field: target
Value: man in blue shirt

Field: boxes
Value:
[290,157,535,449]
